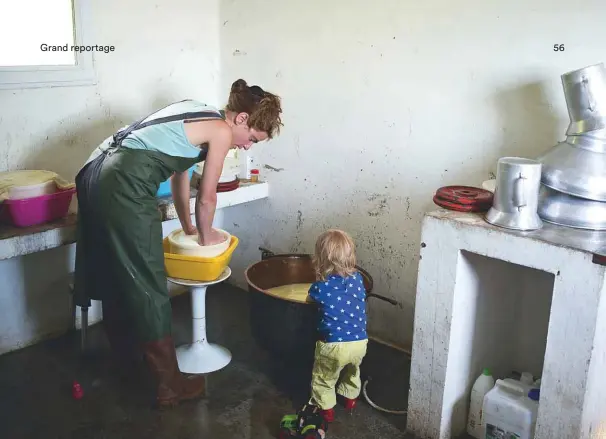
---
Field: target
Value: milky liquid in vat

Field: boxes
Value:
[265,283,313,304]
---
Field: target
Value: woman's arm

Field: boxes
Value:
[196,123,233,245]
[171,171,196,235]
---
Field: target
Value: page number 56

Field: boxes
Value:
[554,44,565,51]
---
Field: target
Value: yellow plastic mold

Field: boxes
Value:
[163,235,239,282]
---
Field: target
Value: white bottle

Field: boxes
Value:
[239,151,254,180]
[467,368,495,438]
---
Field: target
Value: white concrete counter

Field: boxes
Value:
[407,209,606,439]
[424,209,606,260]
[0,214,78,262]
[157,180,269,221]
[0,181,268,261]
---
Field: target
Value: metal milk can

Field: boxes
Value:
[485,157,543,231]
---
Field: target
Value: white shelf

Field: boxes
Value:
[158,181,269,221]
[0,182,269,261]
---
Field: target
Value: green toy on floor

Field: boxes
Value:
[277,404,329,439]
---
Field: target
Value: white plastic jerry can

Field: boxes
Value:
[482,378,540,439]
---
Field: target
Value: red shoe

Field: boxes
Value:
[343,397,357,412]
[319,408,335,423]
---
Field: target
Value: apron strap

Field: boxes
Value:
[112,101,224,147]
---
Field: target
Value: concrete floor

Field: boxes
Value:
[0,283,414,439]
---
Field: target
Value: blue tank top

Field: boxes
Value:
[83,100,224,167]
[121,100,224,158]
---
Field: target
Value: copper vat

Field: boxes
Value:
[244,248,374,364]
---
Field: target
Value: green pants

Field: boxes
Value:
[309,339,368,410]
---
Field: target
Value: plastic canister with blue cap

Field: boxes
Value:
[482,379,540,439]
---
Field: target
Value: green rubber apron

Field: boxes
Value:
[73,106,224,343]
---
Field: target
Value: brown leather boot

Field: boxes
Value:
[143,335,206,408]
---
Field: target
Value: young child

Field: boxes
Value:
[307,229,368,423]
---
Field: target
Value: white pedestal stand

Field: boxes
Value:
[167,267,232,373]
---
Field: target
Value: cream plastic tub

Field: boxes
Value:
[9,180,57,199]
[167,228,231,258]
[0,170,74,201]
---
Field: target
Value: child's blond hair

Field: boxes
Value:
[312,229,357,280]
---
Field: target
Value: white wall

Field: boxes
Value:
[0,0,221,354]
[218,0,606,349]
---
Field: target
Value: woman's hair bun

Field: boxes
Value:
[249,85,265,97]
[225,78,283,139]
[231,79,249,94]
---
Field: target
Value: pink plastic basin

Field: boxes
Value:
[0,187,76,228]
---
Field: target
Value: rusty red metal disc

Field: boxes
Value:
[433,186,493,212]
[217,178,239,187]
[433,195,489,212]
[216,179,240,193]
[217,179,239,189]
[435,186,493,205]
